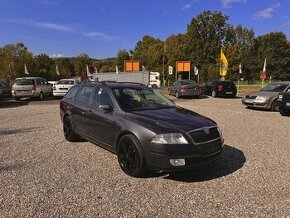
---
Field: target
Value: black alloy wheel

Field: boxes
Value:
[117,135,146,177]
[271,99,279,112]
[39,92,44,100]
[63,117,80,142]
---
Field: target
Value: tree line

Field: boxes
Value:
[1,10,289,83]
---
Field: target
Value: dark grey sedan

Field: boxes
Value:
[242,81,290,111]
[60,82,224,177]
[168,80,203,98]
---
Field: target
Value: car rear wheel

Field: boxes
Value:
[63,117,80,142]
[117,134,146,177]
[39,92,44,100]
[211,90,216,98]
[271,100,279,112]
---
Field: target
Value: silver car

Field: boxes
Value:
[242,81,290,111]
[12,77,53,100]
[53,79,80,97]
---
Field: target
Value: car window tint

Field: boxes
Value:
[261,83,288,92]
[180,81,196,85]
[75,86,94,103]
[96,88,113,107]
[15,79,35,85]
[57,80,75,85]
[64,86,79,99]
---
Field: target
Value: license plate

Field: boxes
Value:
[19,91,29,93]
[226,92,233,94]
[286,102,290,107]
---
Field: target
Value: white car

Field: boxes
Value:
[53,79,80,97]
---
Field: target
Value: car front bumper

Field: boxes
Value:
[180,90,202,97]
[242,99,271,109]
[143,139,223,171]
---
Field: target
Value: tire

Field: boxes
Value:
[63,117,81,142]
[176,91,180,98]
[279,109,290,116]
[117,134,146,177]
[271,99,279,112]
[39,92,44,100]
[211,90,216,98]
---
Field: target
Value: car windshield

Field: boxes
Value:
[57,80,75,85]
[180,80,196,85]
[113,87,175,111]
[260,83,288,92]
[15,79,35,85]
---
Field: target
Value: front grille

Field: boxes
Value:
[199,141,222,155]
[185,151,221,166]
[245,95,257,99]
[188,127,220,144]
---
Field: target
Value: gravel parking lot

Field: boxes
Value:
[0,96,289,217]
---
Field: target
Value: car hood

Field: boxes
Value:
[245,91,279,98]
[127,107,216,133]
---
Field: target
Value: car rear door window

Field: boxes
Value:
[96,88,113,107]
[15,79,35,85]
[64,86,79,99]
[75,86,94,104]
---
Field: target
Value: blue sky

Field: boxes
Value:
[0,0,290,59]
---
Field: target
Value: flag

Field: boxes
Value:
[239,63,242,74]
[220,48,228,77]
[194,66,199,75]
[262,58,266,73]
[168,66,173,75]
[24,64,29,75]
[93,66,98,74]
[86,64,92,77]
[56,64,60,76]
[116,65,119,74]
[142,65,146,71]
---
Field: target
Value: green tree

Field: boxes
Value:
[74,53,92,76]
[115,49,130,71]
[54,58,74,80]
[33,54,54,79]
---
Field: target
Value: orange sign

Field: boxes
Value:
[176,61,191,73]
[124,60,140,72]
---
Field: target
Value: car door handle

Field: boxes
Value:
[81,110,93,116]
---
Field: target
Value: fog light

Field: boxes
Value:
[170,159,185,166]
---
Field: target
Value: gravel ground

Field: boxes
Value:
[0,96,289,217]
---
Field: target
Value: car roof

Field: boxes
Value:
[78,81,146,89]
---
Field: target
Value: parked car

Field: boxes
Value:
[203,80,237,98]
[168,79,203,98]
[53,79,80,97]
[60,81,224,177]
[278,91,290,116]
[12,77,53,101]
[0,81,12,98]
[242,81,290,111]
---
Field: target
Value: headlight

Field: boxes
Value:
[254,96,269,103]
[151,133,188,144]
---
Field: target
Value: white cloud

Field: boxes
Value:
[285,21,290,27]
[50,54,65,58]
[254,3,280,19]
[182,4,192,11]
[30,21,73,32]
[221,0,247,8]
[3,18,73,32]
[82,32,115,41]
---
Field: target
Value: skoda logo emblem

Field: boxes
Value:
[202,127,210,134]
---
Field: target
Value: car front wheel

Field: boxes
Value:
[117,134,146,177]
[271,100,279,112]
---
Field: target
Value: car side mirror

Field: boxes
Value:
[99,104,113,111]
